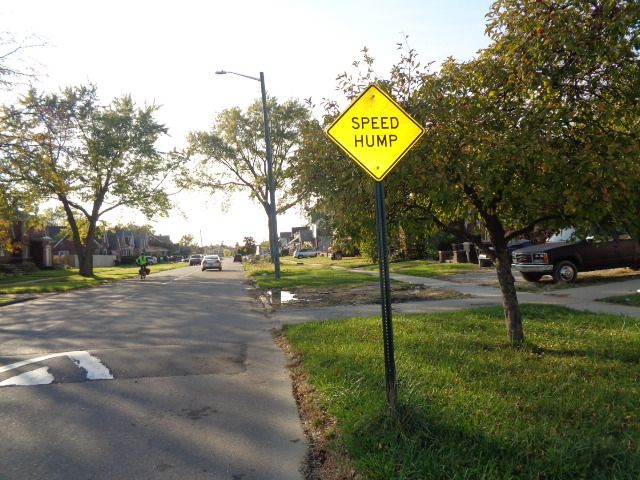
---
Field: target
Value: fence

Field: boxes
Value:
[55,254,117,268]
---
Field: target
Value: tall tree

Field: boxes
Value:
[0,32,43,91]
[291,114,378,256]
[0,33,44,221]
[484,0,640,234]
[1,85,173,276]
[294,1,640,345]
[178,234,195,247]
[240,236,257,255]
[183,97,313,242]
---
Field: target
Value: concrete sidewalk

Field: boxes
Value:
[272,270,640,325]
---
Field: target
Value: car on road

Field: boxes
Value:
[189,254,203,266]
[145,255,157,265]
[293,247,318,259]
[511,227,640,283]
[233,254,243,262]
[201,254,222,271]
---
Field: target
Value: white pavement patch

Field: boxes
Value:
[0,350,113,387]
[0,367,55,386]
[67,351,113,380]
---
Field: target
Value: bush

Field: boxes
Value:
[420,231,457,259]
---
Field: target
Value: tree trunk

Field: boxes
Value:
[480,212,525,346]
[59,198,93,277]
[78,246,93,277]
[494,248,524,346]
[71,220,96,277]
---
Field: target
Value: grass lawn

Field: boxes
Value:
[245,259,379,290]
[281,255,376,269]
[0,262,187,295]
[256,257,480,287]
[283,305,640,479]
[355,259,481,278]
[0,295,17,305]
[600,293,640,307]
[386,259,480,278]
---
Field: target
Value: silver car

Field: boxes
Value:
[293,247,318,259]
[201,254,222,271]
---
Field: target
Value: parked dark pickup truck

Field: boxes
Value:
[511,228,640,283]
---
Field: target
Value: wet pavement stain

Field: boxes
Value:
[179,406,218,420]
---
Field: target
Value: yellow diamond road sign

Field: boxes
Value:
[326,84,425,181]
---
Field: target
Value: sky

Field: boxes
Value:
[3,0,493,247]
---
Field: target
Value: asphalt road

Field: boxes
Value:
[0,262,305,480]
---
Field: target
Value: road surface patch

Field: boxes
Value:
[0,367,55,386]
[0,350,113,387]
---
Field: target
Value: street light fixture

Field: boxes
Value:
[215,69,281,279]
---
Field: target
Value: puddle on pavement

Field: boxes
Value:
[267,290,297,305]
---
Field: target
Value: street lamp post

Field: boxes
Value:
[215,69,281,279]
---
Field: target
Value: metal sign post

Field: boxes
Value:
[375,181,397,411]
[325,84,424,412]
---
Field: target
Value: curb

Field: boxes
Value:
[0,296,37,307]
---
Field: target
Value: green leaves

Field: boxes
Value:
[185,96,313,219]
[290,1,639,342]
[0,84,172,275]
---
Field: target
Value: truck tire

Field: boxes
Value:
[521,272,543,282]
[553,260,578,284]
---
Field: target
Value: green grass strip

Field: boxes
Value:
[0,295,17,305]
[246,261,379,290]
[386,260,479,278]
[600,293,640,307]
[0,263,187,294]
[246,258,481,290]
[284,304,640,479]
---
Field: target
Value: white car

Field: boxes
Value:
[293,248,318,259]
[201,254,222,271]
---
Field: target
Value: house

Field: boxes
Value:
[286,226,318,254]
[103,230,175,261]
[0,213,53,270]
[49,226,117,268]
[147,234,173,258]
[0,213,30,266]
[52,233,106,257]
[104,230,149,259]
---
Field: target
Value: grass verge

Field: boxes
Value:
[599,293,640,307]
[247,257,482,291]
[0,295,18,306]
[386,260,479,277]
[282,304,640,479]
[0,262,187,295]
[281,255,377,269]
[245,260,380,290]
